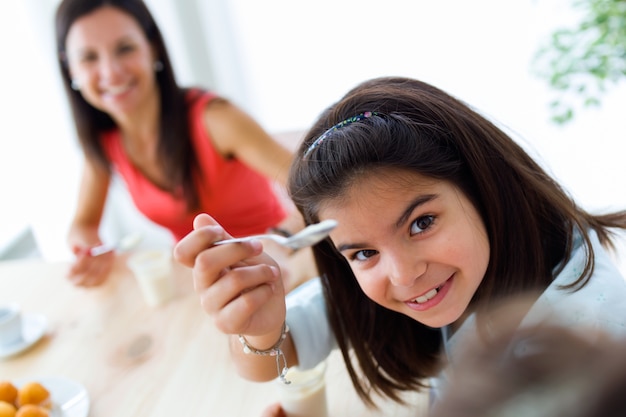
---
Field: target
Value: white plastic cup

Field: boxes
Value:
[127,249,176,307]
[0,302,23,346]
[277,360,328,417]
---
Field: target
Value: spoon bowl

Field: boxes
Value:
[213,219,338,251]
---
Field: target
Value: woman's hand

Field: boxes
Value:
[174,213,287,337]
[66,245,114,287]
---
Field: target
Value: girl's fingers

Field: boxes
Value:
[192,212,218,229]
[214,284,285,336]
[174,224,228,267]
[205,281,276,333]
[174,213,227,267]
[174,213,286,336]
[260,403,286,417]
[198,264,284,335]
[191,239,264,289]
[198,263,279,314]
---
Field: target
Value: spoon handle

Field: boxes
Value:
[213,234,286,246]
[89,244,115,256]
[88,233,142,256]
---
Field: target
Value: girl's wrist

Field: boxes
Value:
[237,322,291,384]
[239,324,287,351]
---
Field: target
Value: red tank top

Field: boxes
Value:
[101,90,286,240]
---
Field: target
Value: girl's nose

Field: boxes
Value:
[386,251,427,287]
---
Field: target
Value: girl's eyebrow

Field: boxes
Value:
[336,193,438,253]
[395,194,437,228]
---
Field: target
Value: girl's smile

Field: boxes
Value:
[320,167,490,328]
[404,275,453,312]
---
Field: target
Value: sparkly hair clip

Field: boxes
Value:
[303,111,378,159]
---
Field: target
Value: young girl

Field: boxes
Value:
[174,76,626,409]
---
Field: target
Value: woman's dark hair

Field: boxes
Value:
[55,0,199,208]
[287,76,626,406]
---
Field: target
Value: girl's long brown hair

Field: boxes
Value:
[288,76,626,406]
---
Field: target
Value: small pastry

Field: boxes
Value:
[0,400,17,417]
[16,383,50,409]
[0,382,18,405]
[14,405,48,417]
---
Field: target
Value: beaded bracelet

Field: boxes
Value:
[238,322,291,384]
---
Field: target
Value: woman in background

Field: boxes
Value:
[55,0,309,287]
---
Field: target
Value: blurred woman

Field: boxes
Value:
[55,0,306,286]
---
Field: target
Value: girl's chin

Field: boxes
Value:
[410,306,467,329]
[417,317,457,329]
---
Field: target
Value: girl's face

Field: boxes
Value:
[64,6,157,120]
[320,168,490,328]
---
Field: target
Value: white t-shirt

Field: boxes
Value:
[285,276,335,369]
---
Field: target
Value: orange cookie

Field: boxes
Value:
[16,383,50,409]
[0,400,17,417]
[0,382,18,405]
[14,405,48,417]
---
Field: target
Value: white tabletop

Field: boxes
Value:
[0,257,428,416]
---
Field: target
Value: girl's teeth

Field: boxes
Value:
[413,288,438,304]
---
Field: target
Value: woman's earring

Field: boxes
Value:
[70,79,80,91]
[153,60,164,72]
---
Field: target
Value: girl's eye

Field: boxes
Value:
[352,249,378,262]
[410,215,435,235]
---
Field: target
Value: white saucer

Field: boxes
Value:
[14,376,90,417]
[0,313,47,359]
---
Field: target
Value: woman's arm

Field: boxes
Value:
[66,158,113,286]
[68,158,110,245]
[202,99,293,186]
[202,99,317,292]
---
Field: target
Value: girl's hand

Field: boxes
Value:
[66,245,114,287]
[260,403,286,417]
[174,213,287,337]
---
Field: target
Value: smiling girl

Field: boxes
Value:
[175,76,626,410]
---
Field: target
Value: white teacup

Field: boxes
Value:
[0,302,23,347]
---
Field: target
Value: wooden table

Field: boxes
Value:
[0,256,428,416]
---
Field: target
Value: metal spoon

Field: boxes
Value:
[89,233,143,256]
[213,219,338,251]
